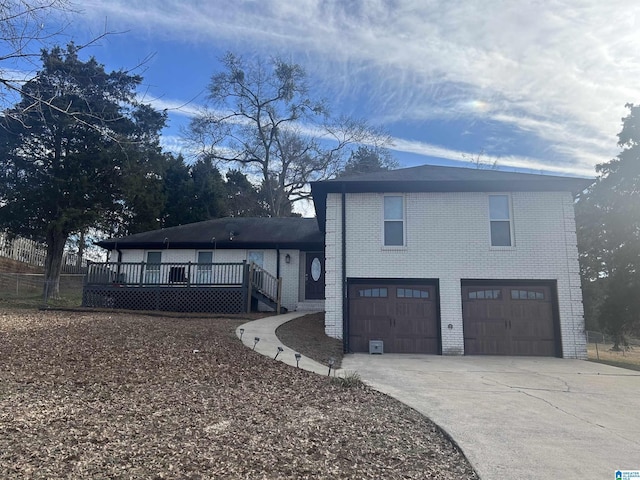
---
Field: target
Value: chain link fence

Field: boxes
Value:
[586,330,640,366]
[0,272,84,307]
[587,331,640,346]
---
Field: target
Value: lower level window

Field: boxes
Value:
[358,288,388,298]
[468,289,501,299]
[397,288,429,298]
[511,289,545,300]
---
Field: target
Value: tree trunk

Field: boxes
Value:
[612,333,625,352]
[76,229,85,268]
[43,228,68,301]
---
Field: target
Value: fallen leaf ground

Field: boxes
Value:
[276,312,344,368]
[0,309,478,479]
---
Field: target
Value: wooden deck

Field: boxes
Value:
[82,261,283,314]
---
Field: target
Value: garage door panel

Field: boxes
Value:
[463,283,558,356]
[467,337,510,356]
[510,338,556,356]
[394,336,439,355]
[352,299,390,318]
[349,283,439,354]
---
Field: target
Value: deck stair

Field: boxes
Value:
[247,263,287,314]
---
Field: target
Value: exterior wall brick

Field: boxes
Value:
[324,193,343,339]
[323,190,586,359]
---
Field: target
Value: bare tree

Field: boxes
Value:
[188,52,390,217]
[1,1,72,101]
[462,150,499,170]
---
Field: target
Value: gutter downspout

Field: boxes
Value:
[276,246,281,279]
[341,189,348,353]
[115,242,122,282]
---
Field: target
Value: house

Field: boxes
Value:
[86,164,592,358]
[310,164,591,359]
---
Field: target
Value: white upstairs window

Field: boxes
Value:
[489,195,512,247]
[384,196,404,246]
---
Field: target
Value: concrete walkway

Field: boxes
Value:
[236,311,336,376]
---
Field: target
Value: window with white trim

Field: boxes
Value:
[384,195,404,246]
[144,251,162,284]
[489,195,512,247]
[247,251,264,268]
[196,251,213,284]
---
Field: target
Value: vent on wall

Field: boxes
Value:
[369,340,384,355]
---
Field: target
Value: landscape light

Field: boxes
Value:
[327,357,335,376]
[294,353,301,368]
[239,328,244,340]
[253,337,260,350]
[274,346,284,360]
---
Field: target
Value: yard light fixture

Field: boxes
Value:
[239,328,244,340]
[274,346,284,360]
[295,353,301,368]
[253,337,260,350]
[327,357,335,376]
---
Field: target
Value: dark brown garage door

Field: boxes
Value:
[462,284,557,356]
[348,283,439,354]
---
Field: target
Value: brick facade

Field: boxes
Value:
[324,190,587,359]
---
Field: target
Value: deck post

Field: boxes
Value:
[246,261,254,314]
[276,277,282,314]
[139,262,145,286]
[187,262,192,287]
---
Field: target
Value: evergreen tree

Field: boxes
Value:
[576,104,640,348]
[0,44,165,299]
[337,146,397,178]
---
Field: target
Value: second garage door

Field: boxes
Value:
[348,283,439,354]
[462,283,558,356]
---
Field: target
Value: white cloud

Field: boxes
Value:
[76,0,640,172]
[153,98,598,177]
[388,137,596,177]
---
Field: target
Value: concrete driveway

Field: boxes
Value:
[342,355,640,480]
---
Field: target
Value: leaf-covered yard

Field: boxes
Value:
[0,310,478,479]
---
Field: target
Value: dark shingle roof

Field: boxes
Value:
[97,217,323,250]
[311,164,594,231]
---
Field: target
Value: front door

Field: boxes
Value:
[304,252,325,300]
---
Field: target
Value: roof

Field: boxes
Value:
[96,217,323,251]
[311,164,594,231]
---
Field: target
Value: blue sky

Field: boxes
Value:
[9,0,640,178]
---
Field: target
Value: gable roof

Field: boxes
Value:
[97,217,323,251]
[311,164,594,231]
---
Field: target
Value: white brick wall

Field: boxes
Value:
[324,190,586,359]
[324,194,343,339]
[114,248,301,311]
